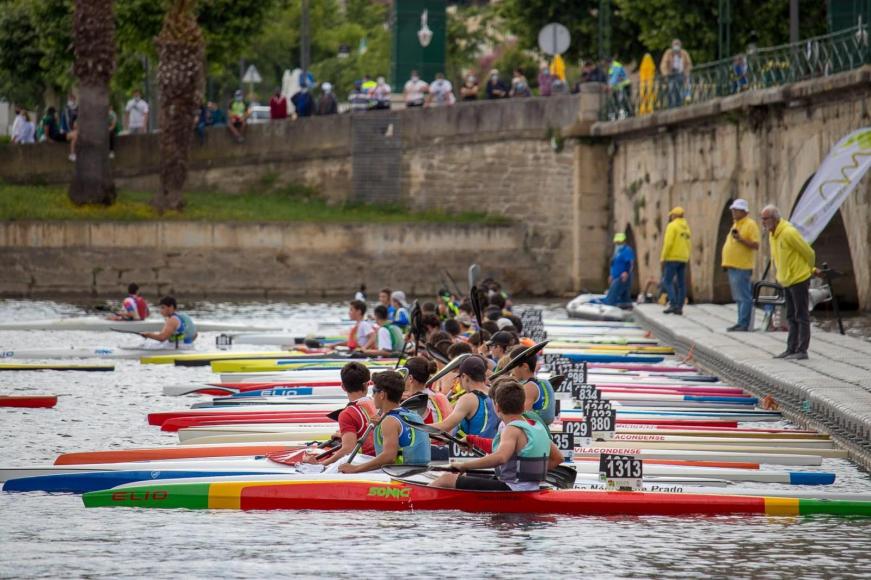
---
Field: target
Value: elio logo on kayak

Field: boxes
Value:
[111,490,169,502]
[367,486,411,499]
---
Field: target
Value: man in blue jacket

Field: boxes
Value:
[603,232,635,306]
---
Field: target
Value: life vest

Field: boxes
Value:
[458,391,500,439]
[382,322,405,352]
[133,295,150,320]
[375,408,431,465]
[527,378,556,426]
[339,398,376,455]
[493,418,551,485]
[348,322,361,349]
[170,312,197,345]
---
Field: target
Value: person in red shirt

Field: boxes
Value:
[306,361,375,466]
[269,88,288,120]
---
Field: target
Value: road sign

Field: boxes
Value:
[538,23,571,56]
[242,65,262,84]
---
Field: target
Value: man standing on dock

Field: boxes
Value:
[603,232,635,306]
[761,205,816,360]
[660,207,692,315]
[721,199,760,331]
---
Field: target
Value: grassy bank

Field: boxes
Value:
[0,183,508,225]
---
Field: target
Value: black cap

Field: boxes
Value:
[457,356,487,382]
[486,330,515,347]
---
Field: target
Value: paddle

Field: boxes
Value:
[424,353,471,387]
[425,343,449,365]
[489,340,549,381]
[549,375,566,392]
[382,464,501,479]
[470,286,483,329]
[163,384,239,396]
[111,328,147,338]
[467,263,481,292]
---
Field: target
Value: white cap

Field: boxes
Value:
[322,82,332,92]
[496,317,514,330]
[390,290,407,307]
[730,199,749,212]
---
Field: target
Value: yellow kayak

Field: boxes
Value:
[141,350,308,365]
[210,358,398,373]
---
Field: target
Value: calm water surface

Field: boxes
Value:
[1,300,870,579]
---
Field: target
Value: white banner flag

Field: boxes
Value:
[790,127,871,243]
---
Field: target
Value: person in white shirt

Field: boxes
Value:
[372,77,392,110]
[125,89,150,134]
[10,109,23,141]
[427,72,455,107]
[403,70,429,108]
[11,110,35,144]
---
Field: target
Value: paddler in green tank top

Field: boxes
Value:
[140,296,198,347]
[430,380,564,491]
[362,304,405,357]
[507,345,556,426]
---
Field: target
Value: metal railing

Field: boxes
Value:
[601,22,870,121]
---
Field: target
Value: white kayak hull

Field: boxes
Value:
[0,318,283,332]
[566,294,633,322]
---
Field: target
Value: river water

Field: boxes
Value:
[1,300,870,578]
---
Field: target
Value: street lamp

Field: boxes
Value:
[417,9,433,48]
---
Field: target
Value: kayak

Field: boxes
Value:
[547,344,674,353]
[209,359,396,373]
[0,318,282,332]
[0,395,58,408]
[552,353,666,364]
[82,479,871,516]
[152,351,375,366]
[0,363,114,372]
[0,347,184,360]
[219,334,344,346]
[566,294,633,322]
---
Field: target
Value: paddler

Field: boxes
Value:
[306,362,376,466]
[429,355,500,439]
[362,305,404,357]
[339,370,431,473]
[430,380,563,491]
[486,330,517,367]
[390,290,411,332]
[333,300,374,352]
[507,345,556,425]
[402,356,453,424]
[109,282,150,321]
[139,296,197,347]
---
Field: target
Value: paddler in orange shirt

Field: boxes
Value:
[331,300,374,352]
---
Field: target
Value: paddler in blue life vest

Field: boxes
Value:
[109,282,150,321]
[139,296,197,348]
[507,345,556,426]
[429,355,500,439]
[339,370,431,473]
[430,380,563,491]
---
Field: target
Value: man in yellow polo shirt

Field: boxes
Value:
[660,206,692,315]
[721,199,760,331]
[761,204,816,360]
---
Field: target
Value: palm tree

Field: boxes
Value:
[152,0,204,213]
[68,0,116,205]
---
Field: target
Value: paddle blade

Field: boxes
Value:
[381,464,430,479]
[468,264,480,291]
[549,375,566,392]
[470,285,483,328]
[424,353,471,387]
[489,340,549,380]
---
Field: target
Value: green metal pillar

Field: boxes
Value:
[598,0,611,60]
[718,0,731,59]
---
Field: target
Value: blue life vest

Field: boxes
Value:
[528,378,556,426]
[374,408,431,465]
[171,312,197,345]
[458,391,500,439]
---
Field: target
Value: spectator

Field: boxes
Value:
[551,78,569,95]
[459,74,479,101]
[349,80,370,113]
[371,76,391,110]
[606,55,632,118]
[207,101,227,127]
[60,93,78,135]
[403,70,428,108]
[733,54,749,93]
[659,38,692,108]
[485,69,508,99]
[509,68,531,98]
[721,199,760,332]
[38,107,64,143]
[107,108,118,157]
[124,89,149,134]
[269,88,288,120]
[578,60,607,86]
[227,90,249,143]
[317,83,338,115]
[660,206,692,315]
[10,108,24,141]
[12,111,35,144]
[602,232,635,306]
[427,72,455,107]
[361,75,377,108]
[537,64,554,96]
[291,87,314,118]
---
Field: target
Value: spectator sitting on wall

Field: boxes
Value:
[403,70,429,108]
[606,55,632,118]
[485,69,508,99]
[38,107,64,143]
[371,76,392,110]
[349,80,370,113]
[12,110,35,144]
[227,90,249,143]
[537,64,554,96]
[317,82,338,115]
[733,54,749,93]
[10,108,24,142]
[60,93,78,136]
[509,68,532,98]
[361,75,377,108]
[269,87,288,120]
[292,87,315,118]
[575,60,607,91]
[459,74,479,101]
[427,72,455,107]
[551,78,569,95]
[124,89,149,134]
[660,38,692,108]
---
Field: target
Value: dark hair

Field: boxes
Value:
[128,282,139,294]
[443,319,461,337]
[380,287,392,297]
[421,302,437,314]
[340,361,371,393]
[494,379,526,414]
[159,296,177,308]
[468,330,491,347]
[373,370,405,403]
[507,315,523,334]
[373,304,389,320]
[405,356,436,384]
[489,293,506,310]
[434,339,454,357]
[421,313,441,331]
[350,299,367,315]
[428,331,451,345]
[481,321,499,334]
[484,305,502,321]
[508,344,536,371]
[447,341,473,358]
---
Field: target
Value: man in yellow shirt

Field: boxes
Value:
[720,199,760,331]
[761,205,816,360]
[660,206,692,315]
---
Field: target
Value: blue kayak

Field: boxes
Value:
[561,353,665,364]
[2,470,276,494]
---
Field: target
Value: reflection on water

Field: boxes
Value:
[1,299,870,578]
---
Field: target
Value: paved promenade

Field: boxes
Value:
[633,303,871,469]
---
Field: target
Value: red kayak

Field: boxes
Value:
[161,413,333,432]
[194,380,345,396]
[148,409,330,426]
[55,444,304,465]
[0,395,57,408]
[589,364,696,372]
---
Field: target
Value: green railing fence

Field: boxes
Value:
[601,22,870,121]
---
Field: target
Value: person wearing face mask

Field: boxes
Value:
[660,39,693,108]
[509,68,531,98]
[460,74,479,101]
[602,232,635,307]
[372,76,392,110]
[485,69,508,99]
[317,82,338,115]
[427,72,455,107]
[125,89,149,134]
[403,70,429,108]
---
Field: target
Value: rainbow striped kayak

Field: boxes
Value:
[83,478,871,516]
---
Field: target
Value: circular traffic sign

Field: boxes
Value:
[538,23,571,55]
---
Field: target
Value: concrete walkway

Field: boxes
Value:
[633,303,871,469]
